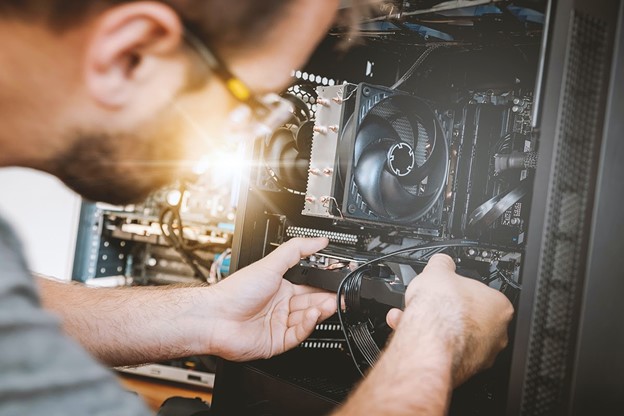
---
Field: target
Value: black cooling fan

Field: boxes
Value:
[264,92,315,193]
[339,87,449,224]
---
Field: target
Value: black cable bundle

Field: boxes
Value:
[336,239,481,376]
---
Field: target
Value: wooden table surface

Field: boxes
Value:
[118,373,213,412]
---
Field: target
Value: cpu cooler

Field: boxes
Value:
[337,84,449,226]
[264,91,315,193]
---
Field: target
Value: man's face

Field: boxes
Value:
[8,1,340,204]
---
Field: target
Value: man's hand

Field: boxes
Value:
[38,237,335,366]
[334,254,513,416]
[205,237,337,362]
[386,253,514,386]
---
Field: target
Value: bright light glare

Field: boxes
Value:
[192,157,211,176]
[192,145,247,182]
[166,189,183,206]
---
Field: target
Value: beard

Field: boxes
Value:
[52,111,191,205]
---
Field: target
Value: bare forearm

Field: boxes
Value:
[334,308,456,415]
[34,238,340,369]
[37,277,218,366]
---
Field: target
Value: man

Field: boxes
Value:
[0,1,513,415]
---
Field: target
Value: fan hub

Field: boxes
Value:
[387,142,415,177]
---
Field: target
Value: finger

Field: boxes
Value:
[318,296,338,319]
[292,284,331,296]
[422,253,456,275]
[386,308,403,329]
[258,238,329,276]
[288,298,336,327]
[289,284,344,312]
[289,292,335,312]
[287,309,308,328]
[284,308,321,350]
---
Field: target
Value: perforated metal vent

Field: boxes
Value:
[288,84,319,117]
[521,11,609,415]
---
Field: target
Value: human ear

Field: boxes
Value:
[84,2,183,108]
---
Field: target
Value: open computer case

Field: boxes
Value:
[209,0,624,414]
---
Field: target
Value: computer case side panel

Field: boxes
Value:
[508,0,623,414]
[569,3,624,413]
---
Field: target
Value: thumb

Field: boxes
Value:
[421,253,456,275]
[386,308,403,329]
[258,238,329,276]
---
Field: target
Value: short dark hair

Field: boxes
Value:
[0,1,386,51]
[0,0,294,50]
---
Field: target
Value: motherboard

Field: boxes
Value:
[228,2,546,413]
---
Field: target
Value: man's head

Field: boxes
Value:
[0,0,341,204]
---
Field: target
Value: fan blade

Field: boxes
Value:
[266,127,307,189]
[294,155,310,182]
[355,115,401,163]
[413,119,435,180]
[279,146,301,186]
[266,128,295,167]
[262,89,316,191]
[281,93,310,124]
[354,141,392,216]
[295,119,315,158]
[398,117,438,187]
[380,170,433,218]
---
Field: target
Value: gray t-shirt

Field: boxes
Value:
[0,213,151,416]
